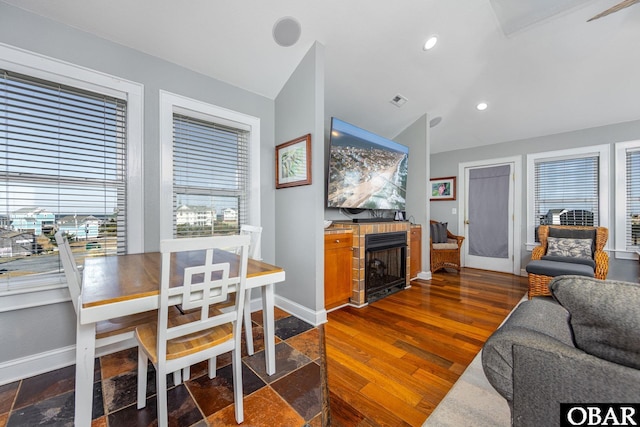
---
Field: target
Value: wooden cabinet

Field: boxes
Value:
[324,232,353,310]
[410,225,422,279]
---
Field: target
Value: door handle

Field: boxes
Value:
[464,220,470,225]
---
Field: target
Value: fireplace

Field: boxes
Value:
[365,231,407,302]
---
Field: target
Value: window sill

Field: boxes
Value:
[0,282,70,313]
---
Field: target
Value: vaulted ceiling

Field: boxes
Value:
[4,0,639,153]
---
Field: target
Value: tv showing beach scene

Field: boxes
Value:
[327,118,409,210]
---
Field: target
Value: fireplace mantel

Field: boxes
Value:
[330,221,412,306]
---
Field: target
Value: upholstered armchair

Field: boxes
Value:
[526,225,609,298]
[430,220,465,273]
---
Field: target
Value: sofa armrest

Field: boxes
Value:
[512,342,640,427]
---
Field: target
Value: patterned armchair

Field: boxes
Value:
[527,225,609,298]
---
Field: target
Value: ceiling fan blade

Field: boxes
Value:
[588,0,640,21]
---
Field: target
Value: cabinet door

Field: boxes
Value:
[410,226,422,279]
[324,233,353,310]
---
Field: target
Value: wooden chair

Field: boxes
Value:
[528,225,608,298]
[55,231,162,352]
[239,224,262,355]
[135,235,250,426]
[429,220,465,273]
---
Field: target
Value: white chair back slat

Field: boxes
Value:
[240,224,262,260]
[55,230,82,313]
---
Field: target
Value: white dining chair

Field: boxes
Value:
[135,235,250,426]
[239,224,262,355]
[55,230,161,352]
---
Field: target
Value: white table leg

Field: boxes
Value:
[75,319,96,427]
[261,283,276,375]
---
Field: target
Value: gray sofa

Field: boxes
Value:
[482,275,640,426]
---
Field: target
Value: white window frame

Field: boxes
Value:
[159,91,260,241]
[526,144,609,251]
[614,140,640,260]
[0,43,144,306]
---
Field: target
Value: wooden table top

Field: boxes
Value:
[82,250,283,308]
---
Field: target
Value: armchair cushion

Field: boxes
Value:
[430,222,448,243]
[546,237,592,259]
[550,276,640,370]
[432,241,458,250]
[541,255,595,269]
[525,259,594,277]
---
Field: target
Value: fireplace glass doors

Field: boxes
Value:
[364,231,407,302]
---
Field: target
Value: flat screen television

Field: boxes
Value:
[327,117,409,210]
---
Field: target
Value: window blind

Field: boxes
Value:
[626,148,640,248]
[534,155,599,228]
[0,69,127,286]
[172,114,249,238]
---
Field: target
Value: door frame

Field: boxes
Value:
[457,156,522,276]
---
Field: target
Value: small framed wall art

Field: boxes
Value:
[430,176,456,201]
[275,133,312,189]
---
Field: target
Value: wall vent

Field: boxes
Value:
[390,94,408,107]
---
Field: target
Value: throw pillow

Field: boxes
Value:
[549,276,640,370]
[546,237,592,259]
[430,222,448,243]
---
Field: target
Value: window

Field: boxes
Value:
[614,140,640,258]
[159,91,260,241]
[0,44,143,292]
[526,145,609,248]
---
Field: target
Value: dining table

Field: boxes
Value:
[73,250,285,427]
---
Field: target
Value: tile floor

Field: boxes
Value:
[0,308,323,427]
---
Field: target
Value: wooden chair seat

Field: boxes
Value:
[95,307,180,340]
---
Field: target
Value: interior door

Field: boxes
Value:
[464,163,514,273]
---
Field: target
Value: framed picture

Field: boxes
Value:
[275,134,312,189]
[430,176,456,201]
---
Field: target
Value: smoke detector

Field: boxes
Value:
[390,94,408,108]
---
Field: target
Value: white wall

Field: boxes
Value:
[274,42,327,325]
[394,114,431,277]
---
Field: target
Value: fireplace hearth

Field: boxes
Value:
[365,231,407,302]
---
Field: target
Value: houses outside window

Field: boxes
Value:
[526,145,609,248]
[0,45,143,292]
[615,140,640,258]
[159,91,261,241]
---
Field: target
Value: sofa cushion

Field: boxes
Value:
[549,275,640,370]
[430,222,448,243]
[525,259,594,277]
[541,255,596,269]
[546,237,592,259]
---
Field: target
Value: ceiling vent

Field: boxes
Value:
[390,94,408,108]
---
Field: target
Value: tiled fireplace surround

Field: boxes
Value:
[330,221,412,306]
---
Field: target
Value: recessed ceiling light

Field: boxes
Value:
[423,36,438,51]
[476,102,488,111]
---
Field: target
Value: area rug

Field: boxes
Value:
[422,349,510,427]
[423,294,527,427]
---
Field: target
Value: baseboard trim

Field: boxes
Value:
[417,271,432,280]
[0,345,75,386]
[274,295,327,326]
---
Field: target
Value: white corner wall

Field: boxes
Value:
[274,42,327,326]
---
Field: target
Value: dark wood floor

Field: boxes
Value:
[325,268,528,427]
